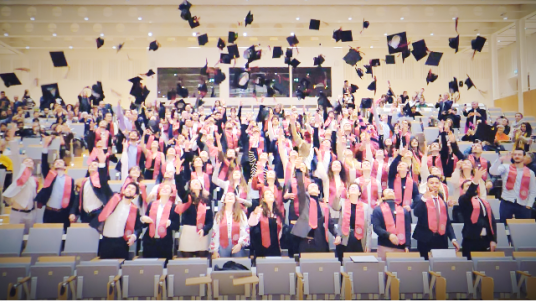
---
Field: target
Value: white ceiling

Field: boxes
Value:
[1,0,536,54]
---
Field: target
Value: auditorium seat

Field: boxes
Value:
[0,257,31,300]
[429,254,474,299]
[512,252,536,299]
[211,258,255,299]
[167,258,209,299]
[507,219,536,251]
[121,259,166,299]
[472,254,518,299]
[385,253,430,299]
[256,257,297,299]
[75,259,122,300]
[21,223,64,264]
[0,224,24,257]
[298,257,341,300]
[61,223,100,264]
[29,256,76,300]
[342,253,385,299]
[496,223,513,256]
[423,127,439,142]
[70,123,85,138]
[487,198,501,221]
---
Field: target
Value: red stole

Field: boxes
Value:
[309,198,318,229]
[17,167,33,186]
[394,175,413,207]
[191,171,210,190]
[95,128,109,148]
[145,150,164,179]
[357,176,378,208]
[341,199,365,240]
[98,194,138,241]
[442,183,449,201]
[79,172,101,211]
[174,196,207,232]
[427,154,443,173]
[219,212,241,248]
[328,178,347,208]
[148,200,172,238]
[425,196,447,235]
[468,155,488,180]
[225,130,238,150]
[260,213,282,248]
[470,196,494,235]
[43,171,72,209]
[505,165,531,200]
[147,135,164,152]
[380,202,406,245]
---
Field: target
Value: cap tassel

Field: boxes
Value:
[455,17,459,34]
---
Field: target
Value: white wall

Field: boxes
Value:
[498,32,536,98]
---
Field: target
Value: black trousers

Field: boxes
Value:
[43,208,70,230]
[99,236,130,260]
[417,234,448,260]
[80,207,103,223]
[335,230,364,261]
[462,237,491,260]
[142,237,173,260]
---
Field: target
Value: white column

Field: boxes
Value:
[491,33,500,102]
[516,19,527,111]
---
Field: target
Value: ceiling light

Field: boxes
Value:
[174,74,177,76]
[452,17,456,20]
[243,32,247,36]
[477,33,480,36]
[348,17,352,20]
[52,33,57,36]
[291,32,294,35]
[498,40,501,42]
[26,46,30,49]
[30,17,35,21]
[84,17,88,21]
[400,17,404,20]
[192,32,197,36]
[503,17,508,20]
[148,32,153,36]
[4,33,8,36]
[112,46,116,49]
[138,17,142,20]
[430,33,434,36]
[69,46,73,49]
[296,17,300,20]
[384,33,387,36]
[100,33,104,37]
[370,45,374,48]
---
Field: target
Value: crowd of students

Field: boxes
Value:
[1,85,535,262]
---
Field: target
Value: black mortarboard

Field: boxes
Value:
[356,68,364,79]
[350,84,358,93]
[289,58,300,68]
[50,51,68,67]
[220,53,232,64]
[317,92,332,108]
[465,75,475,90]
[188,17,200,29]
[285,48,293,58]
[214,68,226,85]
[117,42,125,52]
[198,82,208,93]
[364,65,373,77]
[272,46,283,58]
[228,31,238,44]
[387,32,408,54]
[385,55,395,64]
[255,75,266,87]
[149,40,160,51]
[370,59,380,67]
[245,11,253,27]
[411,39,428,61]
[145,69,155,77]
[474,123,497,145]
[284,57,291,65]
[402,49,411,62]
[340,30,353,42]
[360,98,373,109]
[167,90,177,101]
[333,29,342,42]
[367,77,377,95]
[227,44,239,58]
[96,37,104,49]
[425,51,443,66]
[129,76,142,84]
[178,1,192,20]
[426,69,438,85]
[176,99,187,110]
[200,60,208,75]
[310,19,320,30]
[287,35,299,47]
[471,36,486,53]
[449,77,459,93]
[233,69,250,89]
[0,73,21,87]
[41,83,60,99]
[177,84,189,98]
[449,35,459,53]
[343,48,362,66]
[459,81,464,87]
[314,55,325,66]
[217,38,225,50]
[362,20,370,30]
[197,34,208,46]
[299,77,311,89]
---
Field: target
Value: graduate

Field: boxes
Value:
[70,147,112,223]
[141,136,166,180]
[141,183,180,260]
[121,166,148,213]
[209,192,250,258]
[248,189,284,257]
[333,183,373,261]
[412,175,459,259]
[212,163,252,209]
[355,160,382,209]
[91,182,142,260]
[147,170,180,204]
[389,160,420,213]
[372,189,412,260]
[120,130,144,181]
[35,136,76,229]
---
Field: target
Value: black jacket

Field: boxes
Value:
[458,183,497,242]
[372,201,412,249]
[436,100,453,121]
[412,196,456,243]
[71,163,113,216]
[463,108,487,128]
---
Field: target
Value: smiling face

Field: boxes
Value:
[263,189,275,203]
[307,182,320,196]
[266,170,276,181]
[331,160,342,172]
[397,162,408,174]
[472,143,483,154]
[226,149,236,159]
[159,184,172,197]
[129,166,141,178]
[427,176,440,194]
[88,161,99,174]
[224,192,236,204]
[123,183,138,198]
[348,183,361,197]
[193,157,203,168]
[362,160,372,171]
[430,142,440,152]
[190,179,202,191]
[53,159,66,170]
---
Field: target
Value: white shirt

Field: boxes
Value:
[375,161,384,188]
[490,159,536,206]
[47,174,66,209]
[102,200,131,238]
[197,176,206,189]
[83,180,103,213]
[3,169,37,210]
[154,202,166,239]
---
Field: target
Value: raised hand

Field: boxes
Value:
[473,167,486,183]
[499,152,512,163]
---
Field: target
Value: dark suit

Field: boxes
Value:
[463,107,487,129]
[141,202,180,260]
[71,163,113,223]
[372,201,412,250]
[458,183,497,259]
[412,196,456,259]
[435,100,453,121]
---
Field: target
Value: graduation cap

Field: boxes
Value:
[116,42,125,52]
[317,92,332,108]
[96,37,104,49]
[411,39,428,61]
[272,46,283,58]
[340,30,353,42]
[299,77,311,89]
[370,59,380,67]
[360,98,373,109]
[426,69,438,85]
[287,35,299,47]
[129,76,142,84]
[385,55,395,65]
[178,1,192,20]
[198,82,208,94]
[220,53,232,64]
[197,34,208,46]
[50,51,68,67]
[333,29,342,42]
[474,123,497,145]
[362,19,370,32]
[459,81,464,88]
[356,68,364,79]
[217,38,226,50]
[245,11,254,27]
[188,17,200,29]
[200,60,208,75]
[266,85,276,97]
[41,83,60,99]
[350,84,358,93]
[145,69,155,77]
[449,35,459,53]
[233,69,250,89]
[214,68,226,85]
[314,55,325,66]
[228,31,238,44]
[367,77,377,95]
[448,77,459,93]
[425,51,443,66]
[387,32,408,54]
[167,90,177,101]
[223,45,236,59]
[255,75,266,87]
[342,48,362,66]
[465,75,475,90]
[244,46,262,63]
[364,65,373,77]
[0,73,21,88]
[177,84,189,98]
[309,19,320,30]
[289,58,300,68]
[285,48,293,58]
[471,36,486,58]
[176,99,187,111]
[149,40,160,51]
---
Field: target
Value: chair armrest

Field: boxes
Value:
[429,271,442,278]
[232,275,259,286]
[341,272,350,278]
[106,274,122,300]
[157,274,167,300]
[472,271,487,278]
[58,275,77,300]
[517,270,531,277]
[7,277,32,300]
[185,276,212,286]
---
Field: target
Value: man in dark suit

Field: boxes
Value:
[463,101,487,132]
[458,167,497,259]
[435,93,453,121]
[413,175,459,259]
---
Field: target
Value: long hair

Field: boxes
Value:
[215,193,244,223]
[522,122,533,137]
[260,191,283,221]
[226,167,248,191]
[327,160,347,184]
